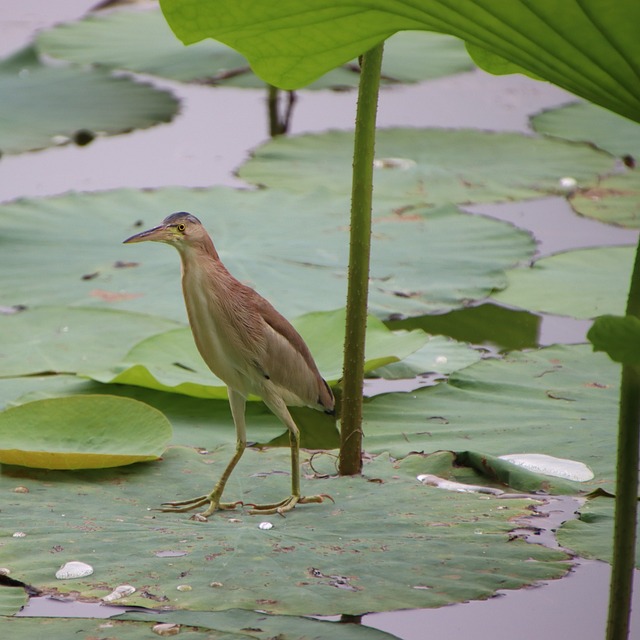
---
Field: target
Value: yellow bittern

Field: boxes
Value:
[124,212,335,518]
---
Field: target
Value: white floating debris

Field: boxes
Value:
[373,157,417,170]
[152,623,180,636]
[558,176,577,191]
[55,560,94,580]
[12,532,26,538]
[176,584,192,592]
[102,584,136,602]
[209,581,223,588]
[12,486,29,493]
[417,474,504,495]
[258,521,274,530]
[0,568,10,575]
[435,355,448,365]
[499,453,594,481]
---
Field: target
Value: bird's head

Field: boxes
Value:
[123,212,206,249]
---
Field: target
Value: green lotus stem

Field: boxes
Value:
[607,233,640,640]
[339,42,384,476]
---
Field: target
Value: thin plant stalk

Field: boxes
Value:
[339,42,384,476]
[267,84,296,137]
[607,234,640,640]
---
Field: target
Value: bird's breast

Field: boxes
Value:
[181,268,257,395]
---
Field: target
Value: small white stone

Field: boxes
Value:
[55,561,94,580]
[258,521,274,530]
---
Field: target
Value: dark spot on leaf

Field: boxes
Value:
[82,272,99,281]
[113,260,140,269]
[73,129,95,146]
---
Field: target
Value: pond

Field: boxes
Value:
[1,2,639,639]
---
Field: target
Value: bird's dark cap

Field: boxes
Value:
[163,212,202,226]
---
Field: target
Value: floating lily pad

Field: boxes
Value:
[0,395,172,469]
[0,306,181,378]
[570,170,640,228]
[492,246,634,318]
[0,447,568,615]
[36,7,473,89]
[238,128,615,205]
[0,47,178,156]
[88,309,429,398]
[362,344,620,492]
[0,612,397,640]
[0,187,535,319]
[531,102,640,160]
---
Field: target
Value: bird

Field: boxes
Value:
[124,212,335,518]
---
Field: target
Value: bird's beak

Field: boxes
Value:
[123,224,173,244]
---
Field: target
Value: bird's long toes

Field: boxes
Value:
[159,495,210,511]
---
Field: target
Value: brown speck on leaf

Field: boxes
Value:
[82,272,99,281]
[89,289,143,302]
[114,260,139,269]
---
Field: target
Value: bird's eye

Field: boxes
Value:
[177,224,186,232]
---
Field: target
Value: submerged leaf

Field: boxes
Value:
[0,395,172,469]
[587,315,640,365]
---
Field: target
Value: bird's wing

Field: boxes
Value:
[253,296,334,413]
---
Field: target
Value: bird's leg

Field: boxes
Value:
[247,398,332,515]
[161,389,247,518]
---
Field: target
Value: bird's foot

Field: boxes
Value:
[247,493,334,516]
[160,494,243,519]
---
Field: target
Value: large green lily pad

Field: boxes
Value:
[0,612,397,640]
[88,309,428,398]
[36,7,473,89]
[492,246,634,318]
[0,47,178,156]
[362,344,621,493]
[0,187,535,319]
[0,395,172,469]
[0,447,568,616]
[0,307,181,378]
[160,0,640,122]
[238,128,615,205]
[531,102,640,160]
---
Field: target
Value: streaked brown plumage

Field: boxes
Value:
[124,212,334,517]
